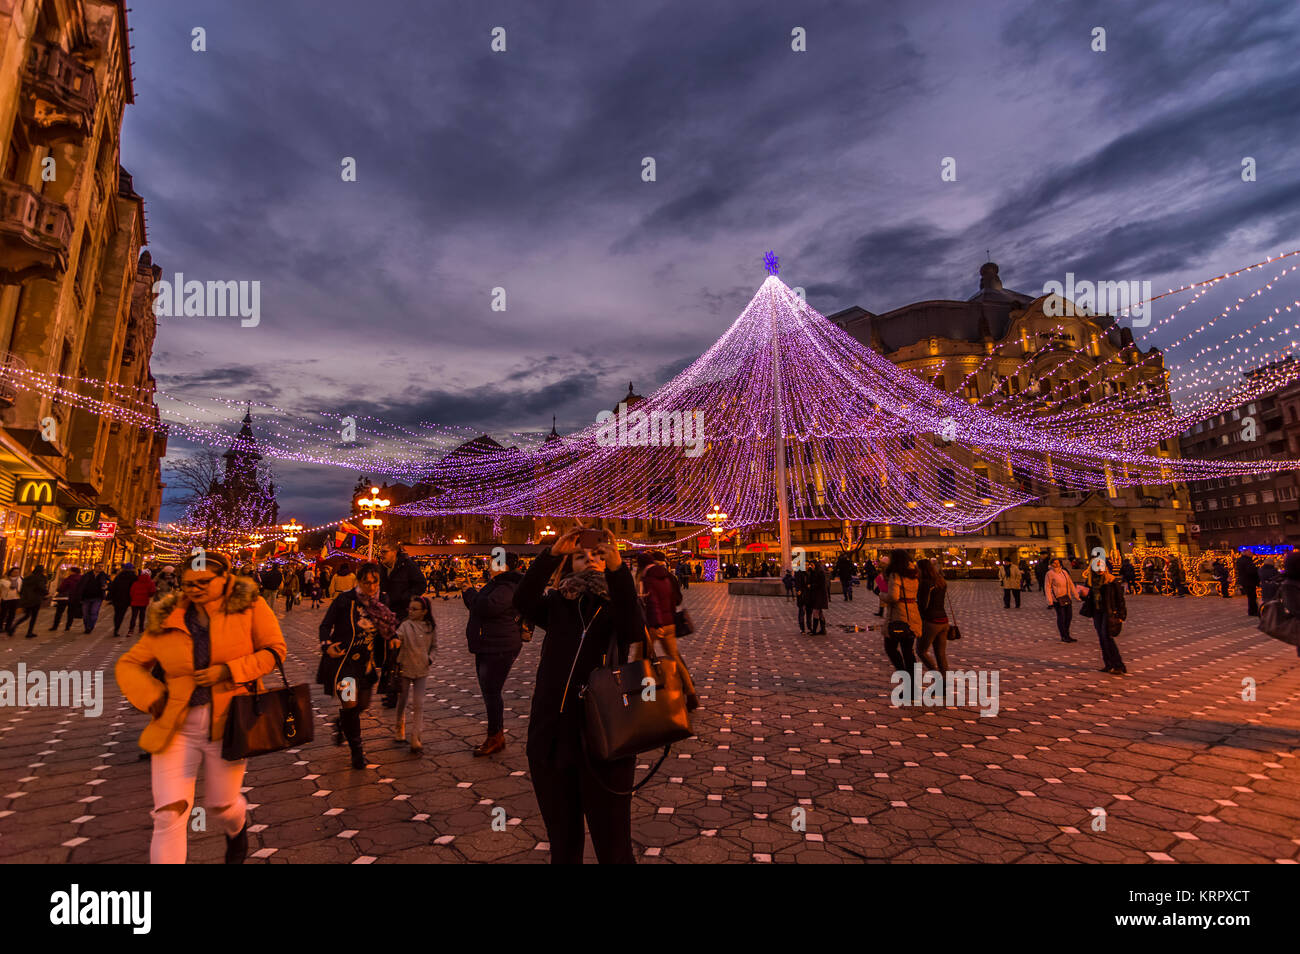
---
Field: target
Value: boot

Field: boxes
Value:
[333,719,344,746]
[394,717,406,742]
[225,820,249,864]
[349,740,367,769]
[472,731,506,757]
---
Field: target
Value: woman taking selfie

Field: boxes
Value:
[114,551,286,864]
[514,527,644,864]
[318,562,396,768]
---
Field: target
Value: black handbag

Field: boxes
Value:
[945,592,962,641]
[674,608,695,636]
[1079,590,1097,618]
[581,631,692,794]
[222,648,314,760]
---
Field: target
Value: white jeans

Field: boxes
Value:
[396,675,427,744]
[149,704,247,864]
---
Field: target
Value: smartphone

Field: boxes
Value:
[577,529,607,549]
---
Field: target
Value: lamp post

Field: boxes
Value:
[248,532,263,566]
[357,486,390,560]
[281,519,302,557]
[706,504,728,579]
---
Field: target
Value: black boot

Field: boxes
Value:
[225,820,249,864]
[350,742,367,769]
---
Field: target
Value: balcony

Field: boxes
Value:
[0,181,72,283]
[20,41,97,144]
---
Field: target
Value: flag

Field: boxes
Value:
[339,521,362,535]
[273,542,287,557]
[319,544,328,561]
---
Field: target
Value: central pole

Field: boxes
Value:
[771,282,792,574]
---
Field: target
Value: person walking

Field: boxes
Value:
[880,549,920,677]
[50,566,83,632]
[1212,559,1230,598]
[127,569,156,636]
[13,566,49,638]
[0,566,20,634]
[378,545,425,709]
[1034,555,1050,594]
[1019,558,1032,593]
[1079,563,1127,675]
[998,561,1022,608]
[794,565,809,631]
[637,550,699,711]
[915,558,951,680]
[258,564,282,609]
[78,564,108,633]
[782,567,794,601]
[1259,559,1282,603]
[329,563,356,597]
[283,566,300,613]
[109,563,138,637]
[874,568,888,617]
[114,550,286,864]
[513,528,643,865]
[318,562,394,768]
[1119,559,1138,595]
[1237,552,1260,617]
[806,562,830,634]
[392,595,436,754]
[863,558,878,597]
[1044,558,1079,642]
[835,553,855,602]
[464,552,526,756]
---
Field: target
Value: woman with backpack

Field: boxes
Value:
[1079,563,1127,675]
[513,528,643,864]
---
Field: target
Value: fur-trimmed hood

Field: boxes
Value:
[145,575,262,635]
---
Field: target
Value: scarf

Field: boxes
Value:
[357,590,398,640]
[557,568,610,601]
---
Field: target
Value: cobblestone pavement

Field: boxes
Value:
[2,581,1298,863]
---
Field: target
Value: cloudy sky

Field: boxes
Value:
[120,0,1300,525]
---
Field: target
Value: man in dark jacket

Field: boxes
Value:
[834,554,855,601]
[464,552,526,756]
[77,564,109,633]
[13,566,49,638]
[1237,552,1261,617]
[108,563,137,637]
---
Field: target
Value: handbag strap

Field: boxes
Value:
[243,645,290,692]
[944,588,958,625]
[582,740,672,797]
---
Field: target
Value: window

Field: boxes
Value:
[1267,512,1280,525]
[974,466,990,499]
[1279,486,1298,502]
[1250,514,1262,526]
[964,382,980,402]
[1028,521,1048,538]
[938,468,956,498]
[1262,489,1275,503]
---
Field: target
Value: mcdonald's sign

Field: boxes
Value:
[13,478,56,505]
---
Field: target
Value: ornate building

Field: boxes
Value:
[0,0,164,572]
[825,262,1193,564]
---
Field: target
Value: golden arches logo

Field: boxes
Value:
[15,479,55,505]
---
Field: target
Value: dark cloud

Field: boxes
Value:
[124,0,1300,524]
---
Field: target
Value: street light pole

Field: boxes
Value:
[357,486,390,560]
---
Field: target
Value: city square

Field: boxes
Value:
[2,583,1297,865]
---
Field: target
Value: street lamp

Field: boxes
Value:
[248,532,264,565]
[281,519,302,555]
[706,505,728,577]
[357,486,390,560]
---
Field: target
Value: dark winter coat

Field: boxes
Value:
[18,571,48,609]
[1086,574,1128,637]
[464,570,525,655]
[513,551,643,764]
[316,589,390,697]
[806,566,830,610]
[78,570,108,602]
[108,569,137,607]
[1237,554,1260,589]
[381,553,425,619]
[834,555,855,582]
[260,568,283,592]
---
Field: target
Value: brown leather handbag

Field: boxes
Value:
[222,648,314,760]
[581,631,692,793]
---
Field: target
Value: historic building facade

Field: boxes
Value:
[0,0,164,572]
[1179,363,1300,551]
[822,261,1194,566]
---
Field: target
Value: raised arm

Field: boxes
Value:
[514,551,560,630]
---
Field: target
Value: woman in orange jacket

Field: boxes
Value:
[115,550,286,864]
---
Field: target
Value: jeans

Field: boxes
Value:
[1244,585,1259,617]
[475,651,518,735]
[841,580,853,601]
[82,598,103,632]
[916,620,949,673]
[150,705,247,864]
[0,599,15,632]
[112,602,130,634]
[13,606,40,636]
[883,629,916,673]
[1002,587,1021,608]
[528,752,635,864]
[395,675,428,744]
[1093,613,1125,672]
[1053,601,1073,640]
[128,605,146,632]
